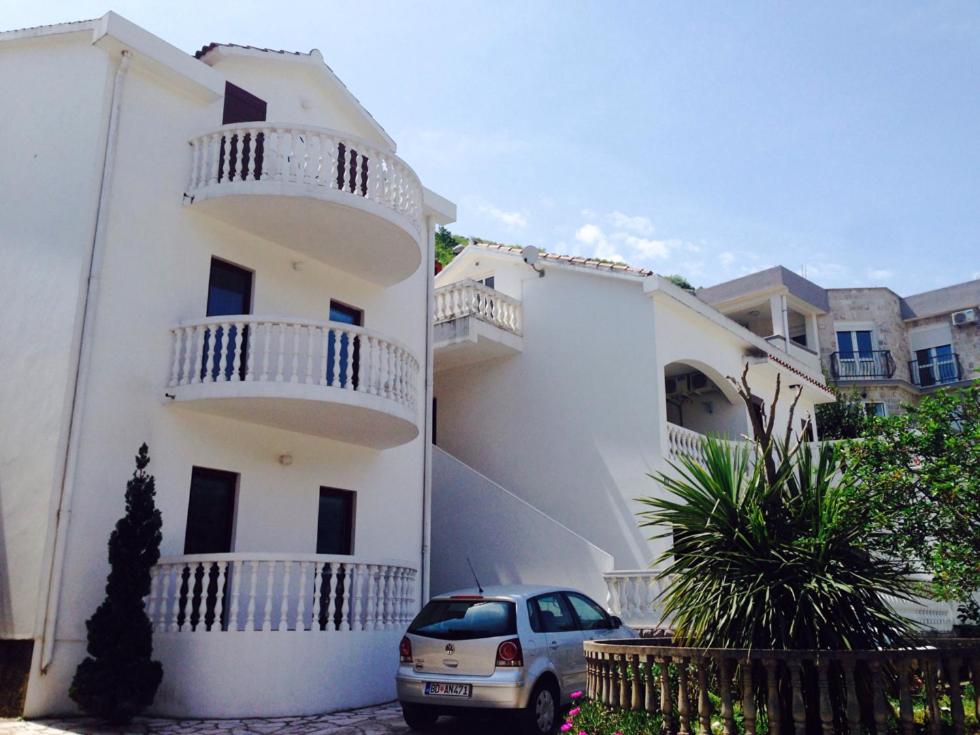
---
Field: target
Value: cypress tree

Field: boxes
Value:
[69,443,163,723]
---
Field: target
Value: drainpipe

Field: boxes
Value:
[38,49,131,672]
[419,216,436,606]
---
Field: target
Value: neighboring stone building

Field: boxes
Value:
[699,268,980,416]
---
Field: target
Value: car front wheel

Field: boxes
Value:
[401,702,439,731]
[520,679,558,734]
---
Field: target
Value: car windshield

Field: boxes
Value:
[409,599,517,640]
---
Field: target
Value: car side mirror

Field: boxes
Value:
[610,615,623,629]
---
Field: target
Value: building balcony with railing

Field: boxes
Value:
[433,279,524,372]
[167,316,420,448]
[909,352,963,387]
[184,124,424,285]
[828,349,896,381]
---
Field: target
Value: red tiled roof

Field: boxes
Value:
[766,354,834,395]
[195,42,307,59]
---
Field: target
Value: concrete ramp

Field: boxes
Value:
[431,446,614,603]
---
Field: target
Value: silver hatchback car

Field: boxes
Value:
[396,585,636,733]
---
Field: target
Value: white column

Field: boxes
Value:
[805,312,820,353]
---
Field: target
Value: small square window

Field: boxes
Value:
[864,402,887,418]
[477,275,495,289]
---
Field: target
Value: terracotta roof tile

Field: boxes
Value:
[472,241,655,278]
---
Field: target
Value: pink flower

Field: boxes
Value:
[560,725,572,733]
[568,707,581,717]
[570,690,583,699]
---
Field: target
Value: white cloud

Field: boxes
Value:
[719,251,736,268]
[608,211,654,236]
[477,203,528,229]
[868,268,894,280]
[573,224,625,262]
[613,233,673,259]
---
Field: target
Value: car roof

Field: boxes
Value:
[430,584,586,602]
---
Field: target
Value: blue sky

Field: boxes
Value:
[11,2,980,292]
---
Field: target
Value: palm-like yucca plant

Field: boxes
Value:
[639,368,920,651]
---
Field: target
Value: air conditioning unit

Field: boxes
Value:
[951,308,978,327]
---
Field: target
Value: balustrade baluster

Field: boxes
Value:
[324,562,339,632]
[816,658,834,735]
[169,330,182,386]
[276,323,286,382]
[343,330,354,389]
[677,657,691,735]
[189,138,201,190]
[146,567,161,631]
[235,130,247,182]
[261,560,276,631]
[764,659,781,735]
[741,662,756,735]
[211,561,228,632]
[204,326,219,383]
[244,131,257,182]
[630,654,641,711]
[226,560,243,632]
[319,326,329,386]
[598,652,608,705]
[841,658,861,734]
[231,322,244,381]
[260,323,271,382]
[945,657,965,735]
[340,563,353,631]
[364,565,377,631]
[645,655,656,714]
[309,561,323,631]
[208,133,221,185]
[294,561,309,633]
[245,560,258,631]
[349,564,364,631]
[383,566,396,630]
[215,323,229,382]
[619,655,630,710]
[869,659,890,734]
[697,658,711,735]
[788,659,806,735]
[278,560,292,630]
[719,658,735,735]
[290,323,301,383]
[160,565,175,632]
[305,325,315,384]
[331,328,342,386]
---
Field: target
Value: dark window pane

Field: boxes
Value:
[565,592,610,631]
[531,593,576,633]
[327,301,363,388]
[184,467,237,554]
[409,600,516,640]
[222,82,267,125]
[316,488,355,555]
[207,259,252,317]
[855,331,873,358]
[836,331,854,357]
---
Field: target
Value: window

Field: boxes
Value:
[409,599,517,640]
[476,275,495,289]
[528,593,577,633]
[912,344,958,386]
[836,330,874,359]
[864,402,887,418]
[565,592,611,631]
[203,258,252,381]
[327,300,363,388]
[222,82,267,125]
[184,467,238,554]
[316,488,355,555]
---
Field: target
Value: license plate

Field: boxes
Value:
[424,682,472,698]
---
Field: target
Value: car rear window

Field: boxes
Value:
[409,599,517,640]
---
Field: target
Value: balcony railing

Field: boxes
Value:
[168,316,419,413]
[585,637,979,734]
[434,279,522,335]
[909,353,962,387]
[147,553,417,633]
[665,423,749,465]
[186,124,422,235]
[829,350,896,381]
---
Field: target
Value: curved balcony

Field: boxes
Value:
[167,316,420,448]
[185,124,424,285]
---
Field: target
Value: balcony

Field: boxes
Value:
[828,350,896,381]
[763,335,821,371]
[909,353,962,387]
[146,553,418,717]
[167,316,419,448]
[433,280,523,372]
[185,124,423,286]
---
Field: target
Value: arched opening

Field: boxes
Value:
[664,360,749,440]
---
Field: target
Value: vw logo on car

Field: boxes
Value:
[444,642,455,655]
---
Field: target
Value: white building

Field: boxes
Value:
[429,244,834,626]
[0,13,453,718]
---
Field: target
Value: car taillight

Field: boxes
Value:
[495,638,523,667]
[400,636,413,663]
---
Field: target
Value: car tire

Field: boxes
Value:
[519,679,559,735]
[401,702,439,731]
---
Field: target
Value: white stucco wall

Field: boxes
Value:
[2,22,436,718]
[0,32,112,640]
[431,447,614,603]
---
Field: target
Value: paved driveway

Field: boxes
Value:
[0,703,505,735]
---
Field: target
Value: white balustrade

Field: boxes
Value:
[186,124,423,234]
[148,553,417,633]
[169,316,420,413]
[603,570,671,629]
[434,279,522,335]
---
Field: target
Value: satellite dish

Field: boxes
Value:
[522,245,539,266]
